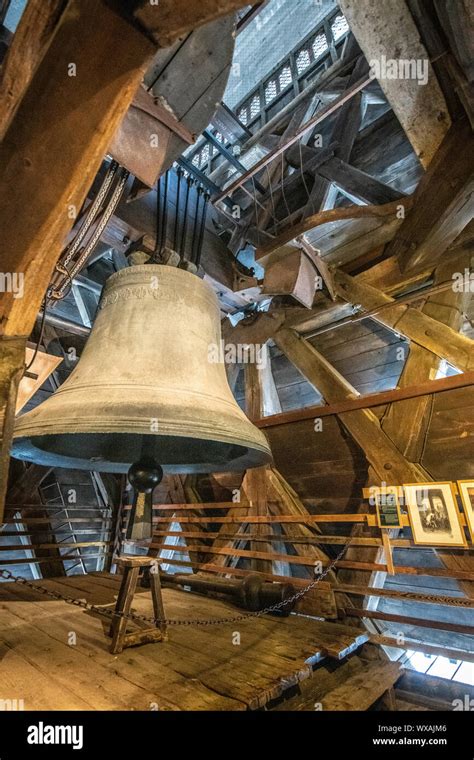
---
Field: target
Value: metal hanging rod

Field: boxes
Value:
[213,73,373,204]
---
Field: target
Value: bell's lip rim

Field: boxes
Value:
[11,430,273,473]
[12,415,271,453]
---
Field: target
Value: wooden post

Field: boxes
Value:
[274,327,427,484]
[0,338,27,513]
[332,268,474,372]
[381,250,471,459]
[339,0,450,167]
[244,359,273,573]
[0,0,67,140]
[381,531,394,576]
[383,118,474,271]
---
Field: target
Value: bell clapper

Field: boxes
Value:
[126,457,163,541]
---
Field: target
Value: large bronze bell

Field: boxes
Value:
[12,265,272,475]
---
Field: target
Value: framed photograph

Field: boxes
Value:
[457,480,474,542]
[403,482,467,547]
[374,487,403,529]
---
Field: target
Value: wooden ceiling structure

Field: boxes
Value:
[0,0,473,713]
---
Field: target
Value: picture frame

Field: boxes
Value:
[457,480,474,543]
[403,482,467,547]
[374,487,403,529]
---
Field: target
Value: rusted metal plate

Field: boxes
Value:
[109,15,236,186]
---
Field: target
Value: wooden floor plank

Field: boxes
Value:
[0,573,368,710]
[0,581,244,711]
[273,657,364,710]
[321,661,402,711]
[0,605,160,710]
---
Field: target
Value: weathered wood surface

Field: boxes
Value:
[0,0,66,140]
[111,15,236,185]
[133,0,246,47]
[274,656,402,711]
[371,634,474,664]
[274,327,425,484]
[156,553,474,582]
[0,573,367,710]
[339,0,450,167]
[0,339,26,509]
[332,269,474,372]
[320,661,402,711]
[383,118,474,272]
[336,583,474,609]
[153,529,430,549]
[345,607,474,636]
[255,372,474,428]
[255,199,411,260]
[0,0,154,340]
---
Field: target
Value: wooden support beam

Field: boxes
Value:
[132,0,247,47]
[0,541,110,551]
[254,370,474,428]
[345,607,474,636]
[317,157,405,205]
[381,531,394,575]
[0,0,67,140]
[235,2,269,34]
[0,554,103,566]
[310,255,472,616]
[6,463,52,505]
[297,55,366,220]
[162,555,474,582]
[434,0,474,84]
[0,339,27,511]
[336,583,474,609]
[244,361,273,573]
[255,198,412,259]
[151,514,379,525]
[0,2,149,336]
[273,143,337,203]
[383,118,474,272]
[370,634,474,664]
[319,662,402,712]
[273,327,425,483]
[240,55,358,154]
[152,529,431,549]
[339,0,450,167]
[248,94,322,236]
[380,251,470,461]
[332,268,474,371]
[266,467,333,582]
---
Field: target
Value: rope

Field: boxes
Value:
[25,296,48,372]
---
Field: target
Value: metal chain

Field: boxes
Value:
[0,541,351,628]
